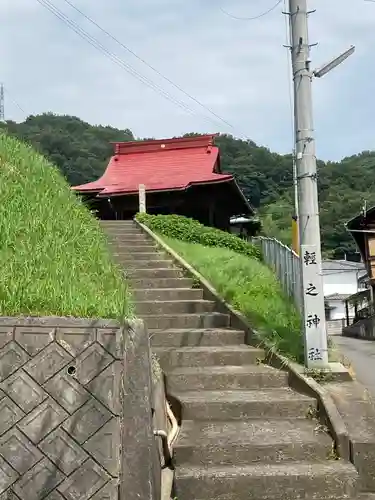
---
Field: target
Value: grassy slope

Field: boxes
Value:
[0,133,132,319]
[162,236,303,362]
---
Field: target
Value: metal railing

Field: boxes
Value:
[255,236,302,311]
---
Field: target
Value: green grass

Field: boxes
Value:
[0,133,133,319]
[162,236,303,362]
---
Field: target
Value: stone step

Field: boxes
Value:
[101,224,136,230]
[101,219,137,225]
[135,299,215,315]
[113,244,159,253]
[131,277,193,289]
[174,419,332,466]
[103,227,142,233]
[101,220,139,228]
[111,237,147,243]
[103,221,142,228]
[143,312,229,330]
[154,345,264,370]
[174,461,358,500]
[173,389,316,420]
[134,288,203,301]
[101,220,134,224]
[126,268,184,279]
[149,328,245,348]
[115,251,165,261]
[166,364,288,391]
[108,232,150,240]
[120,259,175,270]
[109,237,153,247]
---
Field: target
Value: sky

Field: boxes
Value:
[2,0,375,161]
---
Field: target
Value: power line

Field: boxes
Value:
[220,0,283,21]
[61,0,236,131]
[35,0,241,134]
[35,0,222,129]
[35,0,201,121]
[3,87,26,114]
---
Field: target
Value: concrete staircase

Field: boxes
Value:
[102,220,359,500]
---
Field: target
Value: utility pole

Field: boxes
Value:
[286,0,355,368]
[288,0,328,368]
[0,84,4,123]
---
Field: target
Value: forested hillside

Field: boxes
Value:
[1,113,374,257]
[0,113,134,187]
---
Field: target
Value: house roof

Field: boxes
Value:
[347,205,375,230]
[322,259,365,274]
[346,205,375,263]
[345,288,371,305]
[72,134,237,198]
[359,273,369,283]
[325,293,352,301]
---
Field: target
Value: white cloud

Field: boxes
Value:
[2,0,374,160]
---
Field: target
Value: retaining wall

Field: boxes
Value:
[0,316,160,500]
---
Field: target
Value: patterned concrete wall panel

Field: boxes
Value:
[0,317,133,500]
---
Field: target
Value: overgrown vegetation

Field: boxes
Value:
[0,133,133,318]
[145,223,302,361]
[304,368,335,384]
[136,213,261,260]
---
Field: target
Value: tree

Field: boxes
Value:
[0,113,134,186]
[1,113,374,256]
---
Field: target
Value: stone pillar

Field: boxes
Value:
[121,319,159,500]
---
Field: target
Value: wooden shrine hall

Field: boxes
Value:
[72,134,256,233]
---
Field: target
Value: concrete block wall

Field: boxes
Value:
[0,316,160,500]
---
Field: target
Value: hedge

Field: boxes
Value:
[135,213,261,260]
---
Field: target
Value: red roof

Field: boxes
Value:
[72,134,233,197]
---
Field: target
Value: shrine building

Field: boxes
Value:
[72,134,257,233]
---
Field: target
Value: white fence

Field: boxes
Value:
[256,237,302,311]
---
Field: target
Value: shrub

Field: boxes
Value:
[163,237,303,362]
[136,213,261,260]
